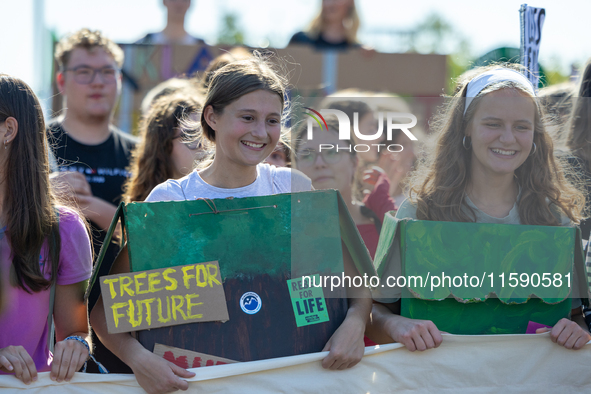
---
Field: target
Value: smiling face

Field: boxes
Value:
[58,47,121,120]
[204,89,282,169]
[296,127,356,192]
[466,88,535,180]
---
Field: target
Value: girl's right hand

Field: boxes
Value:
[130,349,195,394]
[0,346,37,384]
[385,316,443,352]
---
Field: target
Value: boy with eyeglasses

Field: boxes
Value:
[48,28,138,374]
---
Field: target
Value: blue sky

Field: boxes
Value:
[2,0,591,101]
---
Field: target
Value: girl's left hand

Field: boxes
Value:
[50,339,89,382]
[536,318,591,350]
[321,314,365,370]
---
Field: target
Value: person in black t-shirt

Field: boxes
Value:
[48,28,138,374]
[288,0,361,50]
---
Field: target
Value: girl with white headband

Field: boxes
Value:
[365,65,590,351]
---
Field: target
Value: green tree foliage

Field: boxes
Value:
[217,13,245,46]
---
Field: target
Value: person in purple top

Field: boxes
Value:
[0,74,93,385]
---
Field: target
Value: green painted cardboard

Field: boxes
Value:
[373,213,589,334]
[86,190,374,361]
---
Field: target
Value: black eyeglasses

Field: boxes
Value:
[64,66,120,84]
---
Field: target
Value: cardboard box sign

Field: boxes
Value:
[373,213,590,335]
[100,261,229,334]
[51,44,447,136]
[88,190,374,362]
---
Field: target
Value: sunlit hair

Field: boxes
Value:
[200,48,253,92]
[55,28,124,69]
[566,57,591,169]
[409,64,584,225]
[123,92,203,202]
[306,0,360,44]
[140,77,199,115]
[0,75,71,292]
[538,81,575,143]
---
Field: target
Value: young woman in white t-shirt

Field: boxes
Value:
[91,56,371,394]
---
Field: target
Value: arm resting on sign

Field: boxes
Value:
[365,300,443,352]
[51,281,92,382]
[90,247,195,394]
[320,244,372,370]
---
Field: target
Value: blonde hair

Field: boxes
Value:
[410,64,584,225]
[55,28,124,69]
[305,1,360,44]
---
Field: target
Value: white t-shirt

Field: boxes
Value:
[145,163,312,202]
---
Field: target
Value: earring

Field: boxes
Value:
[3,140,7,150]
[530,142,537,156]
[462,136,471,150]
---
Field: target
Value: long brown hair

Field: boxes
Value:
[410,64,584,225]
[123,93,202,202]
[566,57,591,168]
[0,74,61,292]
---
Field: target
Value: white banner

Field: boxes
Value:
[520,4,546,90]
[1,334,590,393]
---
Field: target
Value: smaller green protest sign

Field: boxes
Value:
[287,275,330,327]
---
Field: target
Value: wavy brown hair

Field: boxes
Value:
[55,28,124,69]
[123,93,202,202]
[409,64,584,226]
[566,57,591,168]
[1,75,61,292]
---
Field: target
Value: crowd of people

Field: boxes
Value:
[2,0,591,392]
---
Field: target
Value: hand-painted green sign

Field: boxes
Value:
[287,275,330,327]
[86,190,373,361]
[373,213,589,334]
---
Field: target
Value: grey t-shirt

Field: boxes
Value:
[145,163,312,202]
[373,197,582,309]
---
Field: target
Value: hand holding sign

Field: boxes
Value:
[321,312,366,370]
[128,346,195,394]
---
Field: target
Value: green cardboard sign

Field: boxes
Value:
[287,275,330,327]
[373,213,590,334]
[86,190,374,361]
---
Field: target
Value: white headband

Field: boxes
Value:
[464,68,536,115]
